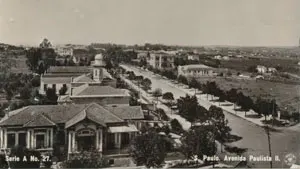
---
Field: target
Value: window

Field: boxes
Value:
[36,134,45,149]
[7,133,16,148]
[44,84,48,91]
[94,69,98,76]
[18,133,26,147]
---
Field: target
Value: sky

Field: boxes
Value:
[0,0,300,46]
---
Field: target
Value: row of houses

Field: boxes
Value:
[0,54,155,161]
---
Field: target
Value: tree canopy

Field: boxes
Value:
[130,129,166,168]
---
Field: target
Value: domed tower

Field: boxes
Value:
[92,53,106,82]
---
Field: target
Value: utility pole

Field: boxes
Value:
[265,125,273,168]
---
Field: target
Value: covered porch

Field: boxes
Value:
[67,122,138,157]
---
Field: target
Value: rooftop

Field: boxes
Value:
[0,103,144,127]
[72,84,129,97]
[42,76,71,84]
[180,64,213,70]
[47,66,91,74]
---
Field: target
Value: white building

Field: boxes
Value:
[256,65,267,73]
[147,51,175,70]
[55,47,73,57]
[267,67,277,73]
[214,55,222,60]
[178,64,215,77]
[187,55,199,61]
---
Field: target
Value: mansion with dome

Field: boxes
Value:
[0,54,145,161]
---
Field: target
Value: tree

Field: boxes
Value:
[39,38,52,48]
[141,78,152,91]
[177,95,208,124]
[174,57,186,67]
[170,119,184,134]
[130,129,166,168]
[0,52,16,74]
[162,92,174,106]
[177,75,188,85]
[156,108,169,121]
[189,78,199,94]
[105,59,113,70]
[128,71,136,80]
[181,125,217,161]
[238,95,254,116]
[226,88,238,109]
[31,75,41,87]
[152,88,162,105]
[26,48,41,73]
[46,88,58,104]
[59,84,68,95]
[20,85,31,100]
[254,98,269,120]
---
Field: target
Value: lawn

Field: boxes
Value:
[220,57,300,75]
[197,76,299,113]
[10,55,30,74]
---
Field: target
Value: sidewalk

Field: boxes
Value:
[165,77,268,127]
[120,75,191,130]
[121,64,268,128]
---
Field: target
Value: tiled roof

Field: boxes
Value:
[0,104,90,126]
[72,84,129,97]
[72,74,95,83]
[42,76,71,84]
[104,105,144,120]
[24,113,56,127]
[0,103,142,127]
[47,66,91,74]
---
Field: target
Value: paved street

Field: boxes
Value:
[121,64,300,168]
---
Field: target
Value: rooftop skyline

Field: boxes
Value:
[0,0,300,46]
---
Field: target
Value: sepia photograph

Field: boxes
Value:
[0,0,300,168]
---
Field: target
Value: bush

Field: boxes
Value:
[0,154,8,168]
[63,150,109,168]
[31,75,41,87]
[170,119,184,134]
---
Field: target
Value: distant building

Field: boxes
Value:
[267,67,277,73]
[72,48,93,65]
[214,55,222,60]
[256,65,267,74]
[55,47,73,57]
[40,54,116,95]
[147,51,175,70]
[178,64,215,77]
[187,55,199,61]
[222,56,230,60]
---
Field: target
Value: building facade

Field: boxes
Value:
[55,47,73,57]
[178,64,215,77]
[40,54,116,95]
[147,51,175,70]
[0,103,144,157]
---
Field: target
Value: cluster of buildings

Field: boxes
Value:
[256,65,277,74]
[0,54,149,161]
[136,50,216,78]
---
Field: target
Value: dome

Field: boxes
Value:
[95,54,103,60]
